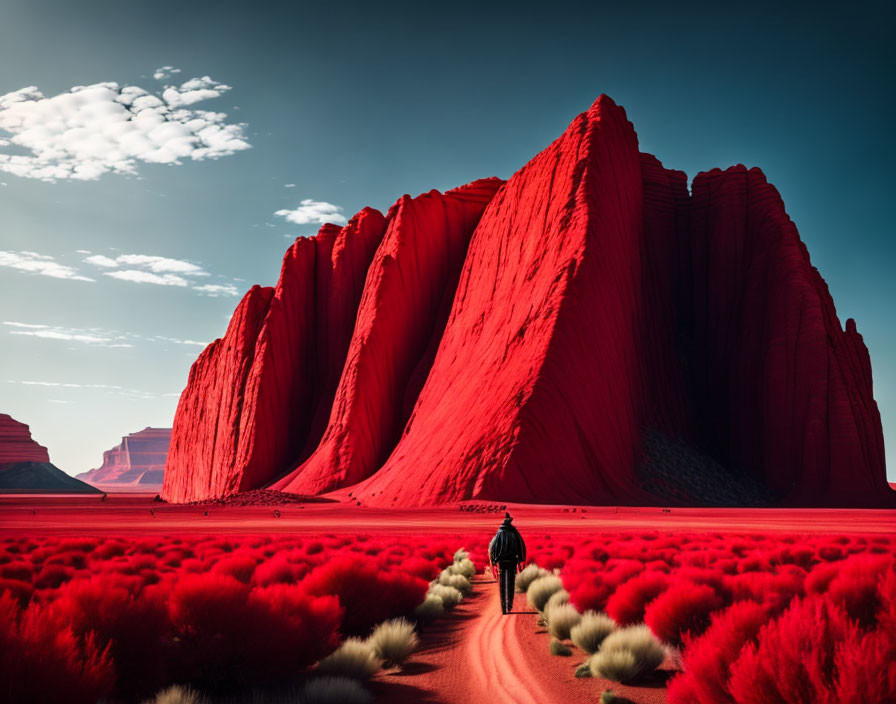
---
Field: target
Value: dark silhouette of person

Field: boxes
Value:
[488,511,527,614]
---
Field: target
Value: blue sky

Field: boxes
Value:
[1,0,893,479]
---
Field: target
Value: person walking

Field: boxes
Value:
[488,511,527,614]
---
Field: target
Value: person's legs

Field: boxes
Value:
[498,567,509,613]
[506,568,515,612]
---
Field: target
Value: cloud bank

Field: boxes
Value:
[0,250,94,281]
[83,252,239,295]
[0,68,250,181]
[275,199,347,226]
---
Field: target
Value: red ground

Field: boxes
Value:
[2,495,894,704]
[2,494,894,536]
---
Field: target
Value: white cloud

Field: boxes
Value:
[82,251,237,294]
[3,321,132,347]
[4,321,211,351]
[104,270,189,287]
[152,336,209,346]
[0,250,94,281]
[192,283,239,297]
[83,254,119,267]
[8,379,176,400]
[153,66,182,81]
[115,254,206,274]
[0,69,250,181]
[284,183,296,188]
[275,199,347,226]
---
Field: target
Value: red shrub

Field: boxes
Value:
[301,556,427,634]
[0,593,114,704]
[212,554,259,584]
[667,601,768,704]
[724,571,804,615]
[606,571,671,625]
[644,580,723,646]
[34,563,74,590]
[253,554,305,587]
[727,597,851,704]
[47,576,170,699]
[245,585,342,678]
[0,577,33,606]
[1,561,33,582]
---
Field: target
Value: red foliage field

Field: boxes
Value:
[0,533,485,703]
[525,532,896,702]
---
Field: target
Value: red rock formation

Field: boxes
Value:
[163,95,889,507]
[0,414,50,466]
[273,179,503,495]
[77,427,170,488]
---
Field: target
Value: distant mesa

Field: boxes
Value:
[77,427,170,492]
[163,95,891,508]
[0,413,99,494]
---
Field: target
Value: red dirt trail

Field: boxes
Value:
[373,576,666,704]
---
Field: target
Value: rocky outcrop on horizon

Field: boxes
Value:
[0,413,99,494]
[0,413,50,465]
[163,95,890,508]
[77,427,170,490]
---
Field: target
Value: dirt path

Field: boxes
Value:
[466,580,553,704]
[373,576,666,704]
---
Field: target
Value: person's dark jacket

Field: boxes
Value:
[489,517,526,565]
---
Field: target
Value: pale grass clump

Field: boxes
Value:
[546,602,582,641]
[438,571,472,595]
[588,625,665,683]
[453,548,470,562]
[366,618,419,666]
[550,638,573,656]
[302,676,373,704]
[428,583,463,608]
[448,557,476,579]
[571,611,617,654]
[414,593,445,621]
[145,686,206,704]
[545,589,570,613]
[316,638,382,680]
[516,564,550,593]
[527,574,564,613]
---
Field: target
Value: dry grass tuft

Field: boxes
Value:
[545,589,570,613]
[316,638,382,680]
[516,564,550,593]
[546,602,582,641]
[302,676,373,704]
[414,593,445,621]
[428,583,463,608]
[366,618,419,666]
[448,558,476,579]
[571,611,617,654]
[588,625,665,683]
[438,571,472,595]
[527,574,564,613]
[145,686,206,704]
[549,638,573,656]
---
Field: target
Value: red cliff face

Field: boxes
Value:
[163,95,889,507]
[0,414,50,466]
[77,427,171,488]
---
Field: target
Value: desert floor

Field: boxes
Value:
[2,495,894,704]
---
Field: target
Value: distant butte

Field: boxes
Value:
[77,427,171,491]
[0,413,99,494]
[162,95,892,508]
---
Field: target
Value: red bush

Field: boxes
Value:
[667,600,768,704]
[0,593,115,704]
[606,571,671,625]
[301,556,428,634]
[644,580,723,646]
